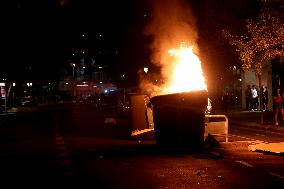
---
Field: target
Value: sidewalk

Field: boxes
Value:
[224,110,284,133]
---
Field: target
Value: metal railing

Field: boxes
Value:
[205,114,229,142]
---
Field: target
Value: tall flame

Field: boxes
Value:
[161,42,207,94]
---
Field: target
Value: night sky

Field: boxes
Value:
[2,0,140,80]
[2,0,260,84]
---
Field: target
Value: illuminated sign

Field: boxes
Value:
[76,84,89,87]
[0,83,5,86]
[1,88,5,94]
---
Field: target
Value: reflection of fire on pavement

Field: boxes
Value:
[131,128,154,137]
[249,142,284,154]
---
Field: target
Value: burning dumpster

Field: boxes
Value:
[138,42,208,151]
[150,90,208,151]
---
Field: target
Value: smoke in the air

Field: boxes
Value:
[140,0,199,97]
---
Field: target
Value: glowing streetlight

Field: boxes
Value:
[143,67,149,73]
[72,63,76,78]
[12,83,16,106]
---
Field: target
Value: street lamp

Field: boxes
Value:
[12,83,16,107]
[26,82,32,96]
[72,63,76,78]
[144,67,149,74]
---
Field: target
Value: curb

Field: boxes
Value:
[230,121,284,134]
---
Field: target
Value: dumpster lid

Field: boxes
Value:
[150,90,208,108]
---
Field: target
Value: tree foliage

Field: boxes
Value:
[222,1,284,76]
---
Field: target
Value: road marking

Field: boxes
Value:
[54,135,76,178]
[235,160,254,168]
[53,117,76,179]
[210,151,221,156]
[255,133,265,137]
[268,172,284,180]
[229,134,264,143]
[229,134,252,140]
[231,126,284,136]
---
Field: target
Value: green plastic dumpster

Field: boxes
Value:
[150,90,208,151]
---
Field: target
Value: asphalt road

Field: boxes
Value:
[0,107,60,188]
[0,103,284,188]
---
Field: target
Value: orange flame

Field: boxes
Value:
[161,42,207,94]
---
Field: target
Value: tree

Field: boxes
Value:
[222,1,284,124]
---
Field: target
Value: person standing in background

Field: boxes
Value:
[251,85,258,111]
[222,91,230,112]
[273,88,284,126]
[262,86,268,111]
[245,85,251,110]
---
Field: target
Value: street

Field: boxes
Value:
[0,103,284,188]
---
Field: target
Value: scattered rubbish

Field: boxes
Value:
[204,134,220,148]
[194,170,202,176]
[269,172,284,180]
[235,160,254,167]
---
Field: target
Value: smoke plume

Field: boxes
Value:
[141,0,199,97]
